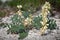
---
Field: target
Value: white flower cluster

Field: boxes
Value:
[17,5,22,8]
[40,2,51,35]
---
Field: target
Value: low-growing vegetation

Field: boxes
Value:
[0,1,57,40]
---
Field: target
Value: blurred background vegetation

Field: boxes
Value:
[0,0,60,17]
[0,0,60,10]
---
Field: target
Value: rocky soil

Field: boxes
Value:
[0,11,60,40]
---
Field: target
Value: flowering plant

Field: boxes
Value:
[6,2,57,39]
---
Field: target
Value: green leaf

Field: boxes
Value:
[19,32,28,39]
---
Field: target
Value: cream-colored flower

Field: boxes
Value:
[17,5,22,8]
[46,24,49,26]
[17,10,22,16]
[40,21,44,25]
[40,2,51,35]
[24,17,32,26]
[24,18,29,26]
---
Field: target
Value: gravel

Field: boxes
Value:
[0,14,60,40]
